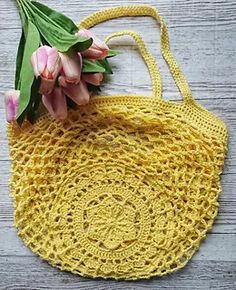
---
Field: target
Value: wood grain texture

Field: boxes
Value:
[0,0,236,289]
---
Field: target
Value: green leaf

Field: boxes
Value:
[97,58,113,74]
[27,3,92,52]
[16,0,28,35]
[17,21,40,124]
[27,78,41,124]
[15,30,26,89]
[107,49,120,58]
[17,78,41,126]
[87,83,102,94]
[33,15,92,52]
[31,1,78,34]
[82,59,106,73]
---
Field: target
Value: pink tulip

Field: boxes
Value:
[31,46,62,95]
[76,29,109,60]
[5,90,20,123]
[82,73,104,86]
[42,87,67,120]
[59,77,90,106]
[59,52,82,84]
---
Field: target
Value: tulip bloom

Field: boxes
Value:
[82,73,104,86]
[5,90,20,123]
[31,46,62,95]
[59,52,82,84]
[76,29,109,60]
[42,87,67,120]
[59,77,90,106]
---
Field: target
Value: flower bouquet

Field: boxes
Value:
[5,0,118,125]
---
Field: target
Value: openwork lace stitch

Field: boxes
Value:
[8,5,228,280]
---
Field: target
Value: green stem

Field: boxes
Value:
[21,0,36,19]
[16,0,21,9]
[16,0,32,21]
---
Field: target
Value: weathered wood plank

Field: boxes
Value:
[1,0,236,28]
[0,257,235,290]
[1,224,236,260]
[1,25,236,98]
[1,2,236,100]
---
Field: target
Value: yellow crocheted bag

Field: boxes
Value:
[8,5,228,280]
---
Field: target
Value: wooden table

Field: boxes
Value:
[0,0,235,289]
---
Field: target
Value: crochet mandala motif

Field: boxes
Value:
[8,5,228,280]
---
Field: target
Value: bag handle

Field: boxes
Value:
[105,30,162,99]
[79,5,193,102]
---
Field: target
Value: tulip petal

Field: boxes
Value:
[47,47,61,79]
[58,76,68,88]
[91,34,109,51]
[82,73,104,86]
[78,52,83,70]
[31,51,40,77]
[5,90,20,123]
[59,52,81,84]
[81,48,105,60]
[62,80,90,106]
[76,28,90,38]
[31,45,61,81]
[40,78,56,95]
[42,88,68,120]
[36,46,48,76]
[77,29,109,60]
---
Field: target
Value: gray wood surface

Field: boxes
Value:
[0,0,236,289]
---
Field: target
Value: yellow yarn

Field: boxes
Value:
[8,5,228,280]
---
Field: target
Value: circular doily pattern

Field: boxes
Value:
[14,160,219,279]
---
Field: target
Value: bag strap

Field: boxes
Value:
[105,30,162,99]
[80,5,193,102]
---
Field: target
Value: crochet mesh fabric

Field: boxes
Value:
[8,5,228,280]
